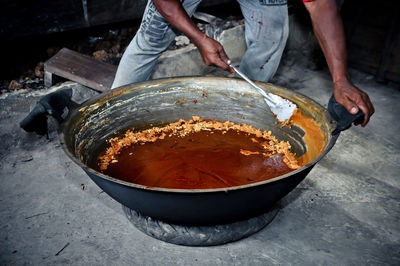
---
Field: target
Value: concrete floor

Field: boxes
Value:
[0,54,399,265]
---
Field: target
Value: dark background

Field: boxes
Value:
[1,0,399,84]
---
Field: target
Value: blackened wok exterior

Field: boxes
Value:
[58,77,338,225]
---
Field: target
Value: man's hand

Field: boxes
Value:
[304,0,375,127]
[192,35,233,73]
[152,0,233,74]
[333,79,374,127]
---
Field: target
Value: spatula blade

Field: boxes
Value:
[228,64,297,122]
[265,93,297,122]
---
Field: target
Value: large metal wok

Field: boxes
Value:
[59,77,337,225]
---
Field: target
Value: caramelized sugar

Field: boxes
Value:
[99,129,294,189]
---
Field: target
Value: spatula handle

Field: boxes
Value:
[229,64,276,106]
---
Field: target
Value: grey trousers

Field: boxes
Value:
[111,0,289,89]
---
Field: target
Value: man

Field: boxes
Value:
[112,0,374,126]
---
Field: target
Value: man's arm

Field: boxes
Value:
[152,0,232,71]
[303,0,374,126]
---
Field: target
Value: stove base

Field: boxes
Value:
[122,205,279,246]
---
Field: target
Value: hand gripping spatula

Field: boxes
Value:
[229,64,297,122]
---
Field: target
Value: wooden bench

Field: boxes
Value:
[44,48,117,92]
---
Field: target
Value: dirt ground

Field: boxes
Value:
[1,50,399,265]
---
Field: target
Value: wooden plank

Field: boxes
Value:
[44,48,117,92]
[87,0,147,26]
[341,0,400,83]
[385,35,400,83]
[346,26,386,75]
[0,0,234,40]
[376,10,399,82]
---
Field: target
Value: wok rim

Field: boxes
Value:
[59,76,338,193]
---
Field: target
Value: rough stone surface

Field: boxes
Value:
[0,51,399,265]
[217,25,246,65]
[151,25,245,79]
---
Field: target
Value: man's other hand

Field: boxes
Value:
[333,79,375,127]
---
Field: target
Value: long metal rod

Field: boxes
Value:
[229,64,276,106]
